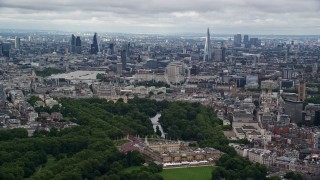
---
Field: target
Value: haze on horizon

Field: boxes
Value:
[0,0,320,35]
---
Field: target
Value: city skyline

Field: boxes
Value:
[0,0,320,35]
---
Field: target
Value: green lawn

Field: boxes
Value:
[43,155,56,169]
[159,166,213,180]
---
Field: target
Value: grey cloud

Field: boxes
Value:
[0,0,319,34]
[3,0,317,14]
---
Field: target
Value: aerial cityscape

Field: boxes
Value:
[1,0,320,180]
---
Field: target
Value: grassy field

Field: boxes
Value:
[159,166,213,180]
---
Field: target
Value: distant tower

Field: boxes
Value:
[15,37,21,50]
[121,44,127,70]
[285,51,288,61]
[2,42,11,57]
[282,66,293,79]
[70,34,76,53]
[75,36,82,54]
[243,35,249,44]
[243,35,249,47]
[233,34,242,47]
[116,63,123,75]
[90,33,99,54]
[214,47,226,62]
[203,28,211,61]
[231,81,237,97]
[0,43,2,56]
[126,42,131,58]
[312,63,318,74]
[298,80,306,101]
[109,43,115,55]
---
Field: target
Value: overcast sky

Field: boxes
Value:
[0,0,320,35]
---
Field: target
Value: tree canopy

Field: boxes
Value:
[158,101,236,156]
[35,68,65,77]
[0,97,254,179]
[212,154,268,180]
[0,97,164,179]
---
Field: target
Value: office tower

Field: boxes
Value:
[221,47,226,61]
[15,37,21,50]
[314,110,320,126]
[283,99,303,124]
[243,35,249,47]
[109,43,115,55]
[243,35,249,44]
[298,80,306,101]
[126,42,131,58]
[116,63,123,74]
[250,38,260,47]
[282,67,293,79]
[0,83,4,101]
[233,34,242,47]
[90,33,99,54]
[75,36,82,54]
[0,43,2,56]
[214,47,226,62]
[2,42,11,57]
[167,63,184,85]
[203,28,211,61]
[214,49,222,62]
[70,34,76,53]
[121,45,127,70]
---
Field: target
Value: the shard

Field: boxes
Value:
[203,28,211,61]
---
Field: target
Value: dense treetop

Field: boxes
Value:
[0,97,246,179]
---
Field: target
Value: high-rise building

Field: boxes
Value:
[167,63,184,85]
[314,110,320,126]
[70,34,76,53]
[15,37,21,50]
[243,35,249,47]
[203,28,212,61]
[75,36,82,54]
[2,42,11,57]
[298,80,306,101]
[126,42,131,58]
[116,63,123,75]
[250,38,260,47]
[90,33,99,54]
[243,35,249,44]
[221,47,226,61]
[233,34,242,47]
[0,43,3,56]
[121,45,127,70]
[231,82,237,97]
[284,99,303,124]
[214,47,226,62]
[109,43,115,55]
[282,67,294,79]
